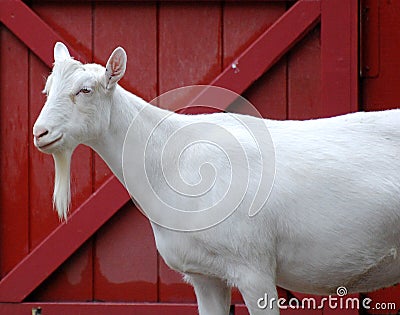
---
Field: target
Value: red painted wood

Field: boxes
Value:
[183,0,320,113]
[0,0,365,308]
[158,2,222,94]
[0,176,129,302]
[94,204,158,302]
[234,304,323,315]
[0,0,87,66]
[0,0,322,302]
[362,0,400,110]
[0,302,199,315]
[28,241,93,301]
[320,0,359,117]
[364,287,400,314]
[93,3,157,102]
[223,2,287,68]
[323,307,359,315]
[289,1,358,120]
[288,27,321,120]
[158,258,196,302]
[360,0,379,78]
[31,2,93,63]
[206,0,320,100]
[223,2,288,121]
[0,28,30,278]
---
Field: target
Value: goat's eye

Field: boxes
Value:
[76,87,92,95]
[80,87,92,94]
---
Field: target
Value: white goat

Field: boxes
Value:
[33,42,400,315]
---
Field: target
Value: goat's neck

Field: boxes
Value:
[89,86,171,185]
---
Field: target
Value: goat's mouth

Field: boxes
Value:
[36,134,63,152]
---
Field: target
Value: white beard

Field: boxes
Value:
[53,150,72,221]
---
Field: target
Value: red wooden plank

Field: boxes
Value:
[364,286,400,314]
[320,0,359,116]
[360,0,380,78]
[0,28,29,278]
[94,204,158,302]
[241,60,288,120]
[93,3,158,101]
[158,258,196,302]
[362,0,400,111]
[323,308,359,315]
[202,0,320,105]
[0,176,130,302]
[158,2,222,94]
[0,0,87,67]
[288,28,321,120]
[0,302,199,315]
[234,304,323,315]
[224,2,288,122]
[183,0,320,113]
[29,241,94,301]
[223,2,286,68]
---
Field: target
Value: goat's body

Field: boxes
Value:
[150,110,400,295]
[271,111,400,294]
[93,90,400,314]
[34,46,400,314]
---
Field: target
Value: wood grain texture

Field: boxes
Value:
[0,28,30,278]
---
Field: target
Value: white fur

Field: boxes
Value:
[33,42,400,315]
[52,151,71,220]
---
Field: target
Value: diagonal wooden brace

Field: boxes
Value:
[0,0,87,67]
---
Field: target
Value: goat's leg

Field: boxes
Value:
[237,273,279,315]
[187,274,231,315]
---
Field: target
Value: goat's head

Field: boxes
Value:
[33,42,127,220]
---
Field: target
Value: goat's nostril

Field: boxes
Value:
[34,128,49,139]
[39,130,49,138]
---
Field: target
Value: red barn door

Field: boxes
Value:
[0,1,367,314]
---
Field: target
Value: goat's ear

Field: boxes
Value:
[105,47,127,90]
[54,42,71,62]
